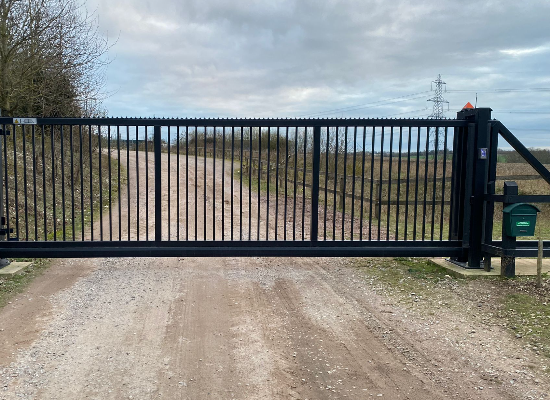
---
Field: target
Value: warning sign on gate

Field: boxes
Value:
[13,118,37,125]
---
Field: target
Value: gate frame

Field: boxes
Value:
[0,112,548,261]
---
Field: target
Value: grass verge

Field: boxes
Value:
[354,257,550,362]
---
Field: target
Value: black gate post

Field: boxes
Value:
[449,124,467,258]
[483,123,499,271]
[462,108,492,268]
[154,125,162,241]
[501,181,517,277]
[310,126,321,242]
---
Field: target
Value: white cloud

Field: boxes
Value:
[500,45,550,57]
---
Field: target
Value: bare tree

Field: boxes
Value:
[0,0,111,117]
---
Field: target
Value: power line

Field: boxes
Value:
[298,91,431,117]
[447,88,550,93]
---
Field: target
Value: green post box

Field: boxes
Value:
[502,203,541,237]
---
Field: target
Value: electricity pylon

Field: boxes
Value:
[427,74,449,150]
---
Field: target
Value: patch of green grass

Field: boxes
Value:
[0,259,50,308]
[353,257,463,299]
[503,292,550,358]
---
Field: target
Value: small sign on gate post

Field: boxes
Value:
[13,118,37,125]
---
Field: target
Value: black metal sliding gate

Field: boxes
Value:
[0,108,547,263]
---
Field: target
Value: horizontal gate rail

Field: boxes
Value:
[0,117,471,128]
[0,240,465,258]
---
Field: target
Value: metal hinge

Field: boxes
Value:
[0,227,14,236]
[0,129,10,136]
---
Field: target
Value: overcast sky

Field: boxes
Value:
[89,0,550,147]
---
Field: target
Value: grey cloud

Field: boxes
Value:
[90,0,550,146]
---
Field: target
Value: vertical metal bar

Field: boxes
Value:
[484,124,498,251]
[275,127,280,240]
[59,125,66,241]
[195,126,198,240]
[32,126,38,240]
[333,127,339,241]
[440,127,449,241]
[248,127,252,240]
[311,125,321,242]
[70,126,75,241]
[155,125,162,241]
[448,126,463,242]
[204,127,207,241]
[127,126,130,241]
[13,123,19,239]
[107,126,112,241]
[51,125,56,240]
[186,126,189,241]
[79,126,84,241]
[284,126,289,241]
[324,127,329,241]
[257,127,262,240]
[116,126,120,241]
[293,127,298,241]
[167,126,170,241]
[501,181,518,277]
[3,131,8,240]
[0,124,4,244]
[177,126,180,241]
[369,127,376,241]
[136,126,140,241]
[350,127,357,240]
[421,127,430,241]
[413,127,421,241]
[42,126,47,240]
[212,126,216,241]
[377,127,384,241]
[97,126,102,242]
[386,127,394,241]
[223,127,227,241]
[267,127,271,240]
[404,127,412,240]
[396,127,403,241]
[431,127,439,241]
[4,130,9,239]
[341,127,348,241]
[22,126,29,241]
[301,128,307,241]
[166,126,172,241]
[359,127,366,241]
[230,127,234,240]
[145,126,149,241]
[239,127,243,240]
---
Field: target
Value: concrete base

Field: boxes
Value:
[431,257,550,277]
[0,261,32,276]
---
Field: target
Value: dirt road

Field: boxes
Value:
[0,151,546,399]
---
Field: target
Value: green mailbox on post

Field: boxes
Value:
[503,203,541,237]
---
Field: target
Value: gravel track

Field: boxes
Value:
[0,151,547,399]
